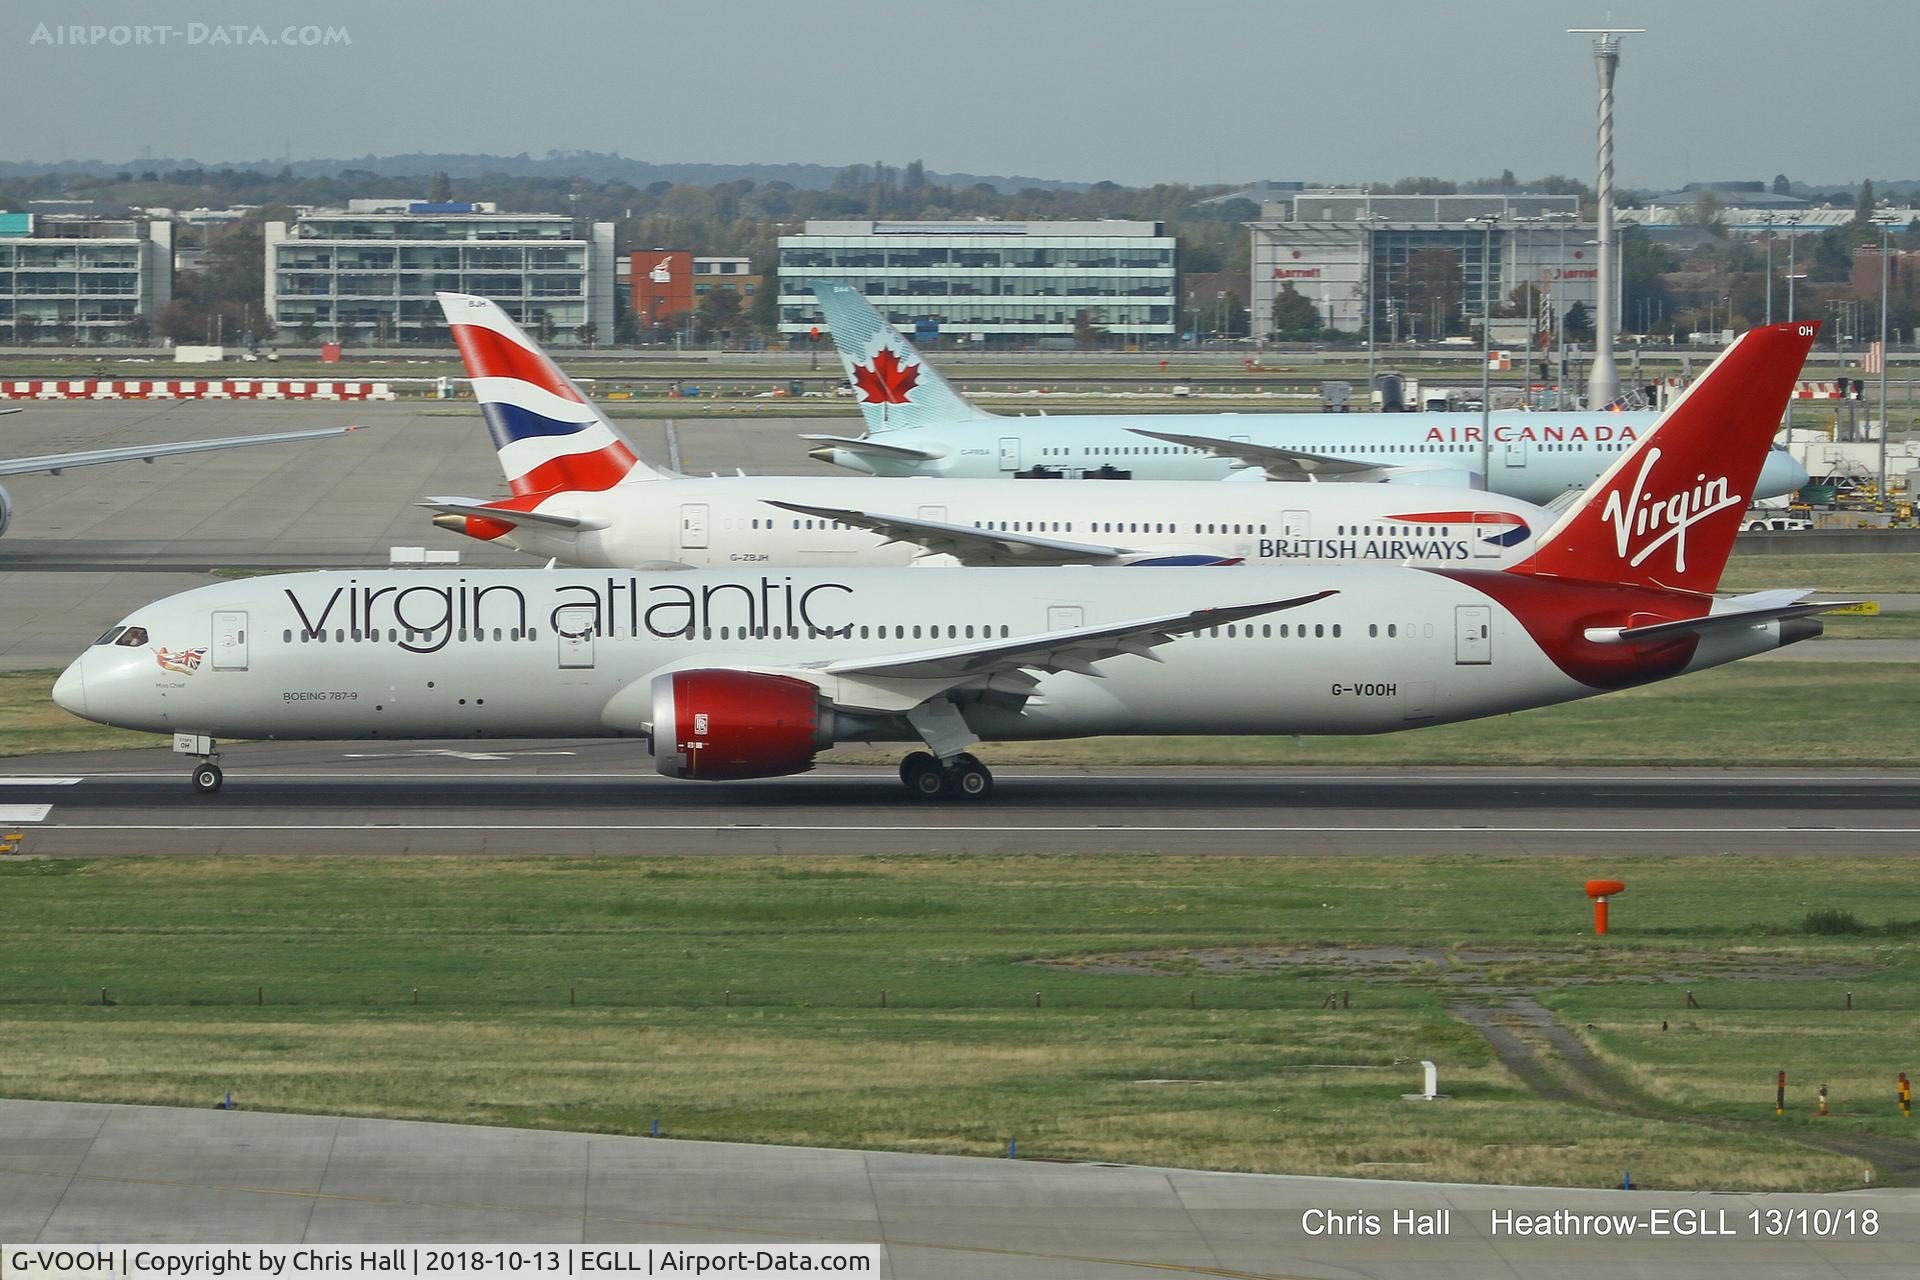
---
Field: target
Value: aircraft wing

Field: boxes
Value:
[1583,591,1866,645]
[762,499,1131,566]
[417,497,607,532]
[819,590,1337,683]
[796,433,944,461]
[0,425,357,478]
[1126,428,1384,481]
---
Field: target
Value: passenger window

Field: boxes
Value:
[115,627,148,647]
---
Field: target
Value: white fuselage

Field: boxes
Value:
[492,473,1545,569]
[810,409,1810,505]
[58,566,1790,751]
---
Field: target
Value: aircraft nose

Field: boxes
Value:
[51,659,86,718]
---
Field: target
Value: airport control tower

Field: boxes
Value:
[1571,25,1642,409]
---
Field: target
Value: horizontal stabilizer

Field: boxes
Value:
[798,433,945,461]
[417,497,605,532]
[1583,592,1864,645]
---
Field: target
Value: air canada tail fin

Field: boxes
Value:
[1508,321,1817,595]
[810,280,995,434]
[436,292,659,496]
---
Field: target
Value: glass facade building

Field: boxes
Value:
[779,220,1177,347]
[1247,193,1600,344]
[264,206,615,344]
[0,214,172,343]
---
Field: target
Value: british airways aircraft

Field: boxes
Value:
[0,409,356,539]
[797,282,1809,504]
[56,323,1844,799]
[422,293,1545,570]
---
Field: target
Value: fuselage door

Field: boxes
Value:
[1504,440,1527,468]
[1455,605,1492,664]
[917,504,948,523]
[679,503,710,550]
[998,437,1021,472]
[556,604,596,670]
[1047,605,1084,633]
[1281,509,1310,539]
[211,610,249,671]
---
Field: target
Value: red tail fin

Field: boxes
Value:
[1510,322,1817,593]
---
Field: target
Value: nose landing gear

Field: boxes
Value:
[175,734,223,794]
[900,751,993,801]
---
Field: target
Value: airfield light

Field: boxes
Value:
[1584,878,1627,935]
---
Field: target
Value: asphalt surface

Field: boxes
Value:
[2,745,1917,856]
[4,1099,1913,1277]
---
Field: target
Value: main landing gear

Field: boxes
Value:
[899,750,993,801]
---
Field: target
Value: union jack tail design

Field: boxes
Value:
[437,293,653,496]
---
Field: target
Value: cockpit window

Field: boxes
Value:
[93,626,127,646]
[115,626,149,647]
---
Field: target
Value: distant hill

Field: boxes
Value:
[0,151,1094,194]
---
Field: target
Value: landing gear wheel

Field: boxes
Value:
[191,763,224,794]
[899,751,938,785]
[946,758,993,800]
[903,755,949,800]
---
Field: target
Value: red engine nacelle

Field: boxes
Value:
[649,670,836,780]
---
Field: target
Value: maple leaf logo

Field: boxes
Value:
[851,347,920,405]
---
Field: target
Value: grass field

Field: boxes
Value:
[0,854,1912,1191]
[1722,551,1920,594]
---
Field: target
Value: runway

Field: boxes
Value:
[4,744,1919,856]
[4,1099,1913,1277]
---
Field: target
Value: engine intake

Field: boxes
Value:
[650,669,835,780]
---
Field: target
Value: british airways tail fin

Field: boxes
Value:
[1509,321,1817,594]
[810,281,995,434]
[437,292,659,495]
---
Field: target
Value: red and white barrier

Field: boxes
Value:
[1793,381,1847,400]
[0,379,396,401]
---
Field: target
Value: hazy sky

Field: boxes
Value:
[9,0,1917,190]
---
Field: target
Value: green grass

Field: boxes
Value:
[0,854,1911,1191]
[1722,552,1920,594]
[0,670,165,757]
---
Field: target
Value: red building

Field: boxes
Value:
[631,250,692,327]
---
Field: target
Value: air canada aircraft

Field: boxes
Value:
[422,292,1546,569]
[56,322,1845,800]
[0,414,357,539]
[797,282,1810,505]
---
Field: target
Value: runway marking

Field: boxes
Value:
[32,822,1920,835]
[0,777,80,785]
[0,805,51,822]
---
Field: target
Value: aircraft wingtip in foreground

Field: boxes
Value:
[54,320,1850,798]
[0,417,359,539]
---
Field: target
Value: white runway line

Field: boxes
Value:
[0,805,53,822]
[36,822,1920,835]
[0,777,81,785]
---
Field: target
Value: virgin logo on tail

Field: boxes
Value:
[1599,446,1744,574]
